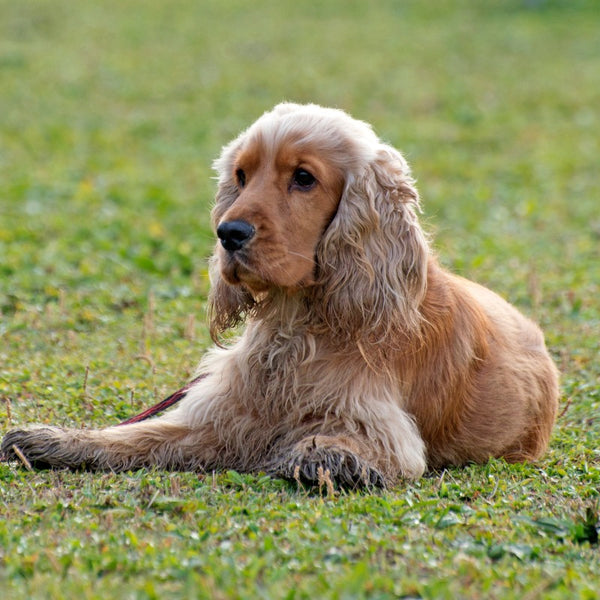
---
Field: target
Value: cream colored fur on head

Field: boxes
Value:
[1,103,559,489]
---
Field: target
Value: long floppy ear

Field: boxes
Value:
[207,137,256,342]
[315,144,429,349]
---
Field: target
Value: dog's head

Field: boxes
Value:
[209,103,428,342]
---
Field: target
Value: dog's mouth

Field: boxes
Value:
[220,251,271,293]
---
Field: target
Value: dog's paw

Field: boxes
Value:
[273,437,386,490]
[1,427,67,469]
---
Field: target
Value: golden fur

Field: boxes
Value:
[1,103,559,487]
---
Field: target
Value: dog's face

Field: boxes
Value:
[210,104,427,341]
[214,129,346,293]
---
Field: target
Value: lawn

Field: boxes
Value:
[1,0,599,598]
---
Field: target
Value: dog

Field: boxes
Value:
[1,103,559,488]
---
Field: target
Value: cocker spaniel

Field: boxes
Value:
[1,103,559,488]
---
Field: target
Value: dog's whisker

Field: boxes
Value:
[286,251,314,264]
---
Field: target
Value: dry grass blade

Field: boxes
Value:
[11,445,33,472]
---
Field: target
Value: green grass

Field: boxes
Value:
[1,0,599,598]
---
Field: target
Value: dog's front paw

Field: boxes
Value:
[1,427,68,469]
[273,436,386,490]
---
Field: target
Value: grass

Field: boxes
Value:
[1,0,599,598]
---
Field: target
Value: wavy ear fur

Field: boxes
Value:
[208,135,256,342]
[315,144,429,349]
[207,254,255,342]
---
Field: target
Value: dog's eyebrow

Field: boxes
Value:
[234,145,262,174]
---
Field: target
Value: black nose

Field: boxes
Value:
[216,220,256,252]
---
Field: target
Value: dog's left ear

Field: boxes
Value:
[315,144,429,346]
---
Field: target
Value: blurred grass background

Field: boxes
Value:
[1,1,599,598]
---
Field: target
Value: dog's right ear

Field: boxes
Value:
[211,135,244,224]
[208,135,255,343]
[207,255,255,343]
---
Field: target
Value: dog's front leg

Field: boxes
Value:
[1,419,221,472]
[273,434,389,488]
[271,401,427,489]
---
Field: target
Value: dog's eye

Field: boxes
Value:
[292,168,316,190]
[235,168,246,188]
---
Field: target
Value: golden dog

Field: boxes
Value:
[1,103,559,487]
